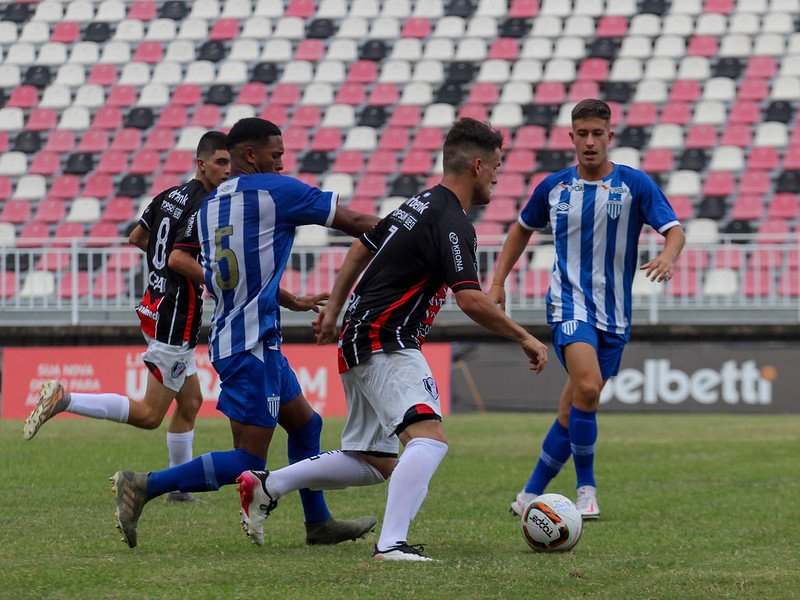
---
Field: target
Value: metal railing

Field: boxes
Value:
[0,233,798,327]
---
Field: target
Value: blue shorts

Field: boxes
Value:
[550,320,627,380]
[213,347,303,428]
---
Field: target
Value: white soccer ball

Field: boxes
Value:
[520,493,583,552]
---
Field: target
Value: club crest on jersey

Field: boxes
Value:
[606,200,623,219]
[423,377,439,400]
[561,320,579,336]
[267,395,280,418]
[170,361,187,379]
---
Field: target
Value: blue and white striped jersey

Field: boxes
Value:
[199,174,337,361]
[519,164,679,338]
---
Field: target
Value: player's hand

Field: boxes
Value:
[487,283,507,312]
[288,293,329,313]
[521,336,548,374]
[640,256,675,283]
[313,306,338,345]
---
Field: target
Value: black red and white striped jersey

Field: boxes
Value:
[135,178,206,348]
[338,184,482,372]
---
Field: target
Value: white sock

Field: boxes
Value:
[167,430,194,467]
[377,438,448,551]
[268,450,384,499]
[66,393,130,423]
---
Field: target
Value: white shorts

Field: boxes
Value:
[141,334,197,393]
[340,349,442,455]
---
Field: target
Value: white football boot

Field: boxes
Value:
[372,542,434,562]
[509,491,539,517]
[576,485,601,520]
[236,470,278,546]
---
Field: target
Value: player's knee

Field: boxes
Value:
[138,411,164,430]
[358,453,396,480]
[573,378,602,405]
[176,393,203,416]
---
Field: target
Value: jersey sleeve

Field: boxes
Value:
[634,171,680,234]
[172,210,201,257]
[518,179,551,231]
[360,215,392,253]
[437,220,482,293]
[276,177,338,228]
[138,194,162,231]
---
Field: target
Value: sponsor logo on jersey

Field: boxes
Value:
[450,233,464,272]
[423,376,439,400]
[561,320,578,336]
[606,199,623,219]
[555,202,571,214]
[217,178,237,195]
[406,196,430,214]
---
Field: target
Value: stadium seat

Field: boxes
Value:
[29,151,59,176]
[0,199,31,225]
[353,174,386,199]
[365,150,398,174]
[33,198,66,225]
[102,197,134,223]
[20,271,56,299]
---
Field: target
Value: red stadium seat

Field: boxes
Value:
[111,128,142,152]
[757,219,791,244]
[209,18,240,41]
[0,177,11,200]
[729,101,760,125]
[528,172,551,195]
[642,149,675,173]
[474,221,505,241]
[133,41,163,64]
[18,222,51,247]
[523,270,551,298]
[368,83,399,105]
[294,172,318,188]
[36,250,71,272]
[164,150,194,174]
[332,151,364,174]
[626,103,658,127]
[52,222,85,247]
[172,84,202,106]
[348,198,377,214]
[318,251,346,272]
[108,251,142,270]
[719,125,752,148]
[705,0,734,13]
[412,128,443,151]
[778,270,799,298]
[92,269,126,300]
[107,85,137,107]
[666,271,699,298]
[291,106,321,128]
[156,105,188,129]
[282,269,302,292]
[745,56,777,79]
[493,174,525,199]
[467,83,499,105]
[87,64,118,87]
[149,175,181,197]
[568,81,599,102]
[781,147,800,170]
[377,128,409,151]
[353,174,386,199]
[86,222,121,247]
[335,83,365,105]
[294,39,325,61]
[669,80,701,102]
[714,247,744,269]
[128,0,156,20]
[129,149,161,174]
[82,174,113,199]
[748,248,783,270]
[97,150,129,175]
[59,271,90,299]
[731,195,764,221]
[504,149,536,173]
[51,22,80,43]
[488,38,520,60]
[143,128,176,152]
[483,198,518,223]
[670,196,693,221]
[457,104,489,121]
[49,175,80,200]
[365,150,398,174]
[737,79,768,102]
[389,106,421,128]
[514,126,547,150]
[596,16,627,38]
[676,249,710,270]
[236,82,268,106]
[686,36,718,57]
[283,127,309,151]
[78,129,109,153]
[7,85,38,108]
[401,18,432,39]
[286,0,315,17]
[310,128,342,152]
[29,151,60,176]
[576,59,609,82]
[271,83,301,106]
[101,197,134,222]
[546,126,573,150]
[400,151,433,175]
[347,61,379,84]
[767,193,799,220]
[685,125,718,149]
[743,269,772,297]
[259,105,288,127]
[305,268,333,296]
[191,104,221,128]
[661,102,691,125]
[92,106,123,130]
[702,172,735,196]
[533,82,565,105]
[739,171,770,195]
[0,272,18,299]
[26,108,58,132]
[509,0,539,17]
[0,199,31,224]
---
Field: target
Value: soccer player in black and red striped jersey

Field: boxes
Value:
[237,118,549,561]
[23,132,230,503]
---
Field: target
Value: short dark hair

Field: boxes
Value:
[571,99,611,124]
[196,131,227,159]
[225,117,282,151]
[442,118,504,174]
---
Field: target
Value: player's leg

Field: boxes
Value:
[511,379,574,516]
[111,347,275,548]
[164,371,204,503]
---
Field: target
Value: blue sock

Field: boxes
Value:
[287,412,331,524]
[147,448,266,499]
[525,419,571,495]
[569,406,598,489]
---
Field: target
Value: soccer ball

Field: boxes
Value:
[520,493,583,552]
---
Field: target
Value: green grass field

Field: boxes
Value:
[1,413,798,600]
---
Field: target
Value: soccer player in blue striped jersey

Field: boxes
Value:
[489,99,685,520]
[110,118,380,549]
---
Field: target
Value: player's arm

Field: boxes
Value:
[168,248,203,283]
[313,239,373,345]
[128,224,149,252]
[331,205,381,237]
[279,288,328,313]
[454,288,548,374]
[640,224,686,282]
[488,221,534,311]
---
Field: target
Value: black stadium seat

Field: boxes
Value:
[13,132,42,154]
[251,63,278,84]
[714,58,743,79]
[601,81,634,103]
[64,153,94,175]
[299,152,330,174]
[764,101,793,123]
[307,19,336,39]
[523,104,557,127]
[206,85,234,106]
[359,106,388,128]
[499,18,531,38]
[118,174,147,197]
[391,175,423,197]
[435,82,465,104]
[160,0,188,20]
[198,41,227,62]
[23,66,52,89]
[722,219,755,238]
[360,40,387,61]
[446,61,477,83]
[447,0,476,18]
[679,149,708,171]
[698,197,727,220]
[3,2,32,23]
[776,171,800,193]
[617,126,649,149]
[84,22,112,42]
[124,108,155,130]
